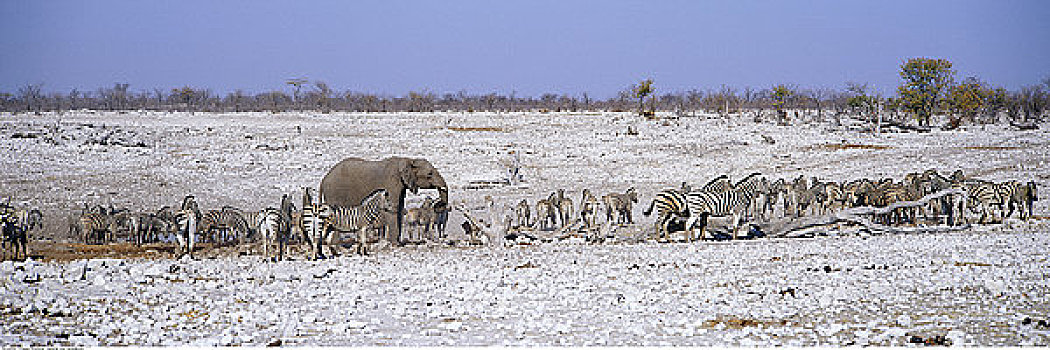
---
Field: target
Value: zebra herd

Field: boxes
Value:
[641,169,1039,242]
[65,187,402,261]
[513,187,640,234]
[1,202,42,260]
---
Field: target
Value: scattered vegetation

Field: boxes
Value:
[2,60,1047,130]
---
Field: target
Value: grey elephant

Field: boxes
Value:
[319,157,448,245]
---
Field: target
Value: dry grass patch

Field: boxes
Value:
[701,317,794,329]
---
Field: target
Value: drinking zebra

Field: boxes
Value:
[318,188,391,256]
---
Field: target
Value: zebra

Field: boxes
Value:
[844,178,877,208]
[534,198,557,230]
[733,173,770,220]
[300,187,327,260]
[174,209,198,258]
[579,189,602,230]
[1,212,28,261]
[199,208,251,246]
[79,212,117,244]
[553,189,574,228]
[642,188,690,242]
[685,187,751,241]
[1002,181,1038,221]
[514,199,531,229]
[172,195,201,258]
[602,187,639,225]
[432,200,449,239]
[318,188,391,256]
[822,181,846,214]
[952,180,1004,224]
[404,197,437,242]
[257,208,290,261]
[702,175,732,193]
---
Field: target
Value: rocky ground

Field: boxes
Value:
[1,110,1048,345]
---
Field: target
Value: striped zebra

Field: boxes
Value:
[685,187,750,241]
[921,169,955,224]
[844,178,876,208]
[79,212,117,244]
[318,188,391,256]
[952,180,1004,224]
[174,209,198,258]
[579,189,601,230]
[199,208,251,245]
[603,187,639,225]
[534,198,557,230]
[822,181,846,214]
[1002,181,1038,221]
[702,175,732,193]
[257,208,290,261]
[300,187,327,260]
[1,211,28,261]
[514,199,531,229]
[554,189,574,228]
[173,195,200,258]
[733,173,770,220]
[642,188,690,242]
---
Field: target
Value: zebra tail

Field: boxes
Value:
[642,198,656,216]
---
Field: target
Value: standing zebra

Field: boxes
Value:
[733,173,770,221]
[173,195,200,258]
[642,188,690,242]
[702,175,733,193]
[952,180,1004,224]
[579,189,602,230]
[300,187,327,260]
[1002,181,1038,221]
[554,189,574,228]
[534,198,557,230]
[257,208,290,261]
[603,187,639,225]
[514,199,531,229]
[1,213,28,261]
[685,187,751,241]
[318,188,391,256]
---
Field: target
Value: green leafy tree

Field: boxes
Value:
[770,84,794,112]
[946,77,988,125]
[631,79,654,115]
[897,57,955,126]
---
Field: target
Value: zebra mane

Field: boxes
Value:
[361,188,388,205]
[735,172,764,187]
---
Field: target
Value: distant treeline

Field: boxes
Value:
[2,78,1047,126]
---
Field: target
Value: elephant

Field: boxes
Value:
[319,157,448,245]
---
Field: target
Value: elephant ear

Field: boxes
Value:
[401,161,419,194]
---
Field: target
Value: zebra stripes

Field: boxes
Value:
[642,188,690,242]
[318,188,391,256]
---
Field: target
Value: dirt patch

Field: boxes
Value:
[701,317,795,329]
[14,241,216,262]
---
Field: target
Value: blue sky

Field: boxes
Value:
[2,0,1048,97]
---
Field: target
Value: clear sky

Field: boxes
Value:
[2,0,1048,98]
